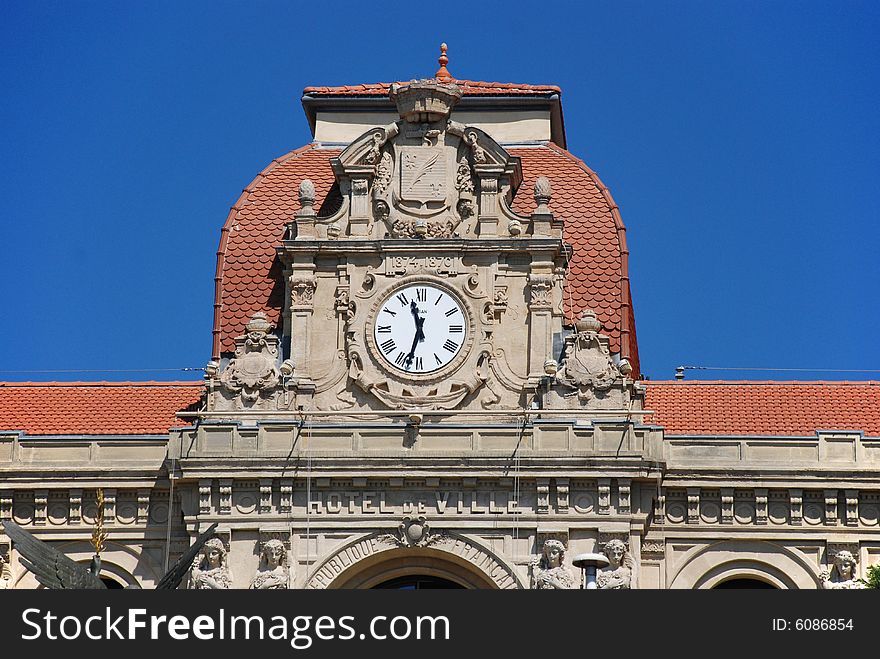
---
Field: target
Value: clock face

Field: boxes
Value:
[372,283,467,374]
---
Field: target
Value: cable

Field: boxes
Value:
[0,367,204,374]
[679,365,880,373]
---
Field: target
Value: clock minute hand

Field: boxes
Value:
[404,302,426,369]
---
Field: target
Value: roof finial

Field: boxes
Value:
[435,42,452,79]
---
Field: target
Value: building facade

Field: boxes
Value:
[2,52,878,590]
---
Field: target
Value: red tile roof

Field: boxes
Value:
[303,79,561,97]
[212,144,639,375]
[644,381,880,437]
[0,382,203,435]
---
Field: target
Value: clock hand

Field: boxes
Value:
[404,301,426,369]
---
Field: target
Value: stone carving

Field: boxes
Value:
[820,549,865,589]
[218,312,281,407]
[467,131,486,164]
[298,179,316,215]
[534,176,551,214]
[597,538,636,589]
[290,273,317,308]
[373,151,393,196]
[250,538,289,589]
[0,552,12,589]
[391,217,457,239]
[361,131,384,165]
[554,310,625,403]
[530,538,577,589]
[379,515,445,548]
[528,273,554,309]
[189,537,232,589]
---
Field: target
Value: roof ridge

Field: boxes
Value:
[303,79,561,95]
[0,381,204,387]
[645,380,880,386]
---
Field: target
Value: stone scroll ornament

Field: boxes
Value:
[378,515,446,549]
[555,310,629,402]
[529,538,577,589]
[219,312,282,407]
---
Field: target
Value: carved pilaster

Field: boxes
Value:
[137,489,150,525]
[34,490,48,526]
[844,490,859,527]
[102,488,116,525]
[824,489,839,526]
[618,479,632,516]
[789,489,803,526]
[199,480,212,516]
[280,479,293,515]
[721,488,734,525]
[598,479,611,515]
[556,478,569,514]
[653,492,665,525]
[536,479,550,514]
[350,175,371,235]
[687,488,700,525]
[260,479,273,515]
[477,176,498,235]
[68,489,82,526]
[755,488,768,525]
[219,479,232,515]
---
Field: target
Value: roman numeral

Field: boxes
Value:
[382,308,397,317]
[377,325,391,333]
[444,307,458,317]
[416,288,427,302]
[394,352,407,366]
[434,353,442,365]
[443,339,459,353]
[448,325,463,333]
[434,293,443,305]
[380,339,396,354]
[396,293,408,306]
[414,357,423,370]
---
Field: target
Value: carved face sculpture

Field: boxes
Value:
[543,540,565,568]
[604,540,626,568]
[262,540,285,569]
[373,284,466,374]
[835,551,856,579]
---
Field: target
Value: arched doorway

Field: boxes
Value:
[713,578,776,589]
[373,575,466,590]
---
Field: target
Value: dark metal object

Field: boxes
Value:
[1,520,218,590]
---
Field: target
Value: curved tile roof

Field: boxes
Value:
[644,381,880,437]
[303,79,561,97]
[0,382,203,435]
[213,143,639,374]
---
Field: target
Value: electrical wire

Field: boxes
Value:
[679,365,880,373]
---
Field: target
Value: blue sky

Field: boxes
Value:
[1,0,878,382]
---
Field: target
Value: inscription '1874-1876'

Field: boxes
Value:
[385,255,459,276]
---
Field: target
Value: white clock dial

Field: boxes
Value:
[373,284,467,374]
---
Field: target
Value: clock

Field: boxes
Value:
[372,283,467,374]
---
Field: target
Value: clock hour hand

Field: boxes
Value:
[404,301,426,369]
